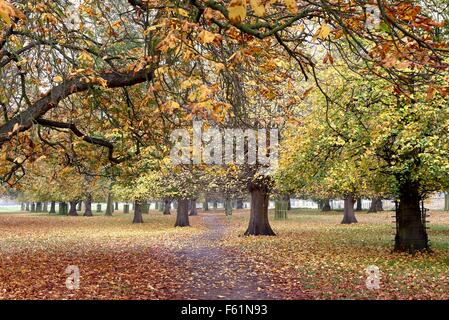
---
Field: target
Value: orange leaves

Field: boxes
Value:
[228,0,298,23]
[0,0,25,26]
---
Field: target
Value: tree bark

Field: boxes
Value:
[321,199,331,211]
[445,192,449,211]
[175,199,190,227]
[224,197,232,216]
[105,192,113,216]
[282,194,291,211]
[244,182,275,236]
[124,203,130,213]
[356,198,362,211]
[25,202,30,211]
[114,202,119,211]
[133,200,144,223]
[189,199,198,216]
[341,193,357,224]
[96,204,102,212]
[68,201,78,216]
[20,202,25,211]
[394,181,429,252]
[31,202,36,212]
[42,202,48,212]
[36,202,42,212]
[163,199,171,215]
[368,197,383,213]
[84,194,93,216]
[236,199,243,209]
[49,201,56,214]
[58,202,66,215]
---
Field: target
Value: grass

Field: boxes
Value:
[0,209,448,299]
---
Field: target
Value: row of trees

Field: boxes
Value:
[0,0,448,253]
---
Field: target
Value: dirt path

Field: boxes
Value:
[169,213,290,300]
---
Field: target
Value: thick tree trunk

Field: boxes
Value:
[394,182,429,252]
[321,199,331,211]
[368,197,383,213]
[42,202,48,212]
[244,183,275,236]
[36,202,42,212]
[58,202,66,215]
[356,198,362,211]
[189,199,198,216]
[203,200,209,211]
[445,192,449,211]
[114,202,119,211]
[49,201,56,214]
[133,200,144,223]
[68,201,78,216]
[175,199,190,227]
[341,193,357,224]
[31,202,36,212]
[84,194,93,216]
[105,193,113,216]
[163,199,171,215]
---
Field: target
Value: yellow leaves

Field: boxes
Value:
[228,0,247,24]
[156,31,178,53]
[143,23,163,36]
[78,51,94,65]
[197,29,217,45]
[283,0,298,14]
[313,23,332,41]
[249,0,266,17]
[53,75,63,83]
[0,0,25,26]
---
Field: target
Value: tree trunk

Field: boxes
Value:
[445,192,449,211]
[105,192,113,216]
[175,199,190,227]
[96,204,102,212]
[84,194,93,216]
[236,199,243,209]
[133,200,144,223]
[356,198,362,211]
[274,199,288,220]
[20,202,25,211]
[30,202,36,212]
[25,202,30,211]
[282,194,291,211]
[124,203,130,213]
[368,197,383,213]
[76,201,82,211]
[321,198,331,211]
[213,201,218,209]
[224,197,232,216]
[341,193,357,224]
[49,201,56,214]
[163,199,171,215]
[203,200,209,211]
[244,182,275,236]
[42,202,48,212]
[189,199,198,216]
[68,201,78,216]
[114,202,119,211]
[36,202,42,212]
[58,202,66,215]
[394,182,429,252]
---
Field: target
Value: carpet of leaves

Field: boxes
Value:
[0,209,448,299]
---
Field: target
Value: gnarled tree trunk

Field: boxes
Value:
[244,182,275,236]
[394,181,429,252]
[175,199,190,227]
[341,193,357,224]
[84,194,93,216]
[133,200,144,223]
